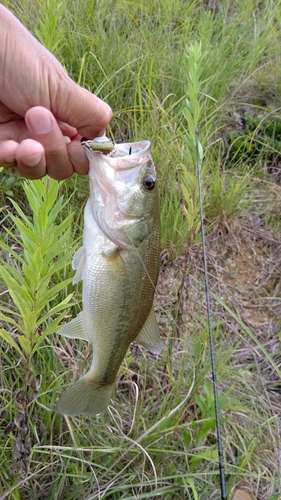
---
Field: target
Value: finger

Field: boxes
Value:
[0,140,18,167]
[15,139,46,179]
[0,119,29,143]
[0,138,46,178]
[0,121,77,178]
[25,106,74,180]
[52,80,112,139]
[57,121,78,139]
[0,120,30,168]
[67,137,89,175]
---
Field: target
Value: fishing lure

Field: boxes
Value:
[81,136,115,154]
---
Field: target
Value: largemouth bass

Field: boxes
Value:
[55,138,162,417]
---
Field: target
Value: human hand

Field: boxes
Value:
[0,6,112,180]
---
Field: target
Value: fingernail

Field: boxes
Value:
[5,156,16,163]
[64,136,71,144]
[28,111,52,135]
[23,153,42,167]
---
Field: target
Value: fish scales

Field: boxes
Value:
[55,138,162,417]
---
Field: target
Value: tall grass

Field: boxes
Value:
[3,0,281,248]
[1,0,281,499]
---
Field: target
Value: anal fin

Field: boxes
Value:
[135,307,162,354]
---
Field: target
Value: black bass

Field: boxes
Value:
[55,138,162,417]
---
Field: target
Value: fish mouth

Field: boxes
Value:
[84,140,155,248]
[85,139,153,192]
[104,140,152,174]
[110,141,150,160]
[82,137,151,166]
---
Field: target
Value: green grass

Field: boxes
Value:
[1,0,281,498]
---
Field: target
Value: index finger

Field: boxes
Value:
[25,107,74,180]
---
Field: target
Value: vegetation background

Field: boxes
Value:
[1,0,281,499]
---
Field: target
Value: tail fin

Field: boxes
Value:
[55,376,114,417]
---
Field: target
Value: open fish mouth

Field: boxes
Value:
[82,137,158,249]
[109,140,150,160]
[81,136,151,170]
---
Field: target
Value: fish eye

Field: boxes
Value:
[143,176,156,191]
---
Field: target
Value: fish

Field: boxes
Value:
[55,137,162,417]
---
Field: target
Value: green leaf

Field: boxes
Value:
[44,179,61,212]
[8,199,33,230]
[0,328,25,360]
[43,236,73,267]
[22,311,38,339]
[183,427,191,448]
[35,277,73,313]
[41,237,57,260]
[47,197,65,225]
[0,312,20,329]
[17,335,31,356]
[0,240,25,265]
[0,306,22,319]
[0,225,26,251]
[189,447,218,472]
[37,293,73,326]
[193,418,217,446]
[22,263,39,291]
[52,213,74,239]
[183,478,198,500]
[0,265,32,314]
[31,300,73,353]
[37,204,48,231]
[9,216,39,247]
[0,260,25,287]
[27,246,43,275]
[42,251,73,281]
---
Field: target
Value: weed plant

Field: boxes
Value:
[1,0,281,499]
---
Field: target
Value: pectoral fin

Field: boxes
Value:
[72,246,86,285]
[135,307,162,354]
[57,311,88,341]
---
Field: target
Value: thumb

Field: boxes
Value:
[52,75,112,139]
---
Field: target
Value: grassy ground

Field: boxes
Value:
[1,0,281,499]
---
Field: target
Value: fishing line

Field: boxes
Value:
[195,127,227,500]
